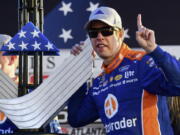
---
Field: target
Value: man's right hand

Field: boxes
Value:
[70,41,84,56]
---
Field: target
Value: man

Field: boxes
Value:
[0,34,18,134]
[68,6,180,135]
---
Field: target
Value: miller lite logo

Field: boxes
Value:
[104,94,118,119]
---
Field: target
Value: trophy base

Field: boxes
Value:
[4,128,68,135]
[7,129,68,135]
[7,133,68,135]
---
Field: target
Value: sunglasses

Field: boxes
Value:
[88,27,117,38]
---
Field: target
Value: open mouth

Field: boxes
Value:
[96,43,107,49]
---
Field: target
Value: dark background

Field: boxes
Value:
[103,0,180,45]
[0,0,59,35]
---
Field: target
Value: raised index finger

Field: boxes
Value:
[137,14,143,30]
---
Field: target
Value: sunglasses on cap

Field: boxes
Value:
[87,27,117,38]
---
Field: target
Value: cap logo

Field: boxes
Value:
[94,10,104,15]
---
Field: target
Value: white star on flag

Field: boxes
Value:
[31,29,40,38]
[18,41,28,50]
[86,2,99,12]
[58,1,73,16]
[124,29,130,39]
[59,28,73,43]
[7,42,15,50]
[18,30,26,38]
[32,41,41,50]
[45,42,54,50]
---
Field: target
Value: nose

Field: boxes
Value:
[96,32,104,40]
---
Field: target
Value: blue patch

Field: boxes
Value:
[94,10,104,15]
[119,65,130,72]
[146,58,155,67]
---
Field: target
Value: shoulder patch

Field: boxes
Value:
[146,57,156,67]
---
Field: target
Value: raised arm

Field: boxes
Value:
[136,14,180,88]
[136,14,157,53]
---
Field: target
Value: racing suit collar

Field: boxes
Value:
[102,43,130,74]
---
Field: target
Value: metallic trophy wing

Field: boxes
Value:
[0,69,18,99]
[0,38,93,129]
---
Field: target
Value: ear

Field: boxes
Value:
[115,29,124,42]
[8,56,17,65]
[118,29,124,38]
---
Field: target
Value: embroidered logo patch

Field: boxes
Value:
[104,94,118,119]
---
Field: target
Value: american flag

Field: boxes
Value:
[0,1,180,48]
[44,0,131,49]
[0,22,59,56]
[44,0,180,49]
[44,0,102,49]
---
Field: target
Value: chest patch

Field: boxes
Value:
[104,94,118,119]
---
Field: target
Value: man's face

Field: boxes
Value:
[88,21,122,63]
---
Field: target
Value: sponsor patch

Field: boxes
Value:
[109,77,114,82]
[124,71,135,79]
[114,75,123,81]
[146,58,155,67]
[104,94,118,119]
[119,65,130,72]
[105,117,137,133]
